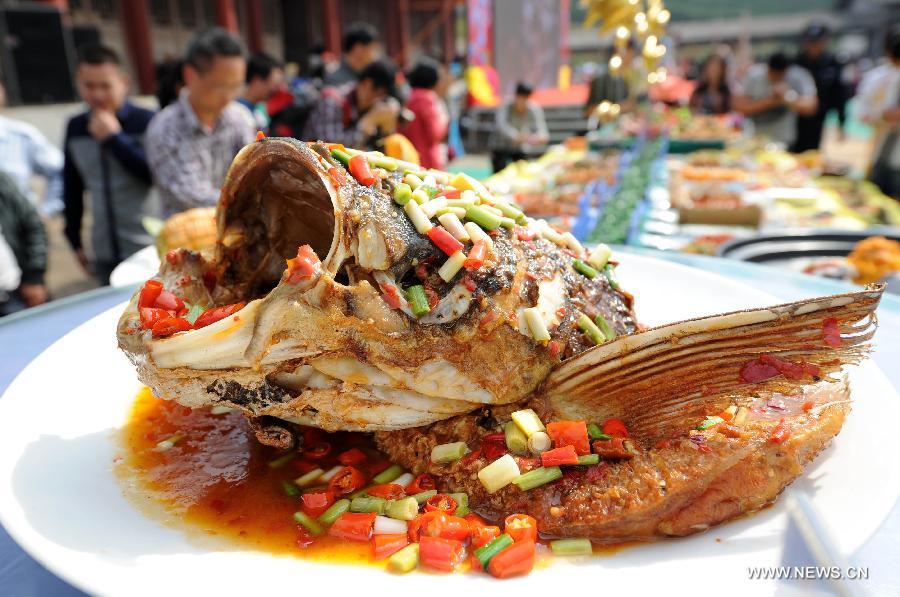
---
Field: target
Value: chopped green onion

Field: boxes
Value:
[350,495,386,514]
[499,216,516,229]
[437,212,470,241]
[577,454,600,465]
[411,188,430,204]
[372,464,405,485]
[374,515,408,535]
[446,196,476,208]
[392,472,414,488]
[511,408,545,437]
[392,182,413,205]
[318,499,350,524]
[431,441,469,463]
[466,205,503,230]
[421,197,447,219]
[495,201,524,221]
[437,250,466,283]
[587,423,612,441]
[577,313,606,345]
[734,406,750,425]
[512,466,562,491]
[603,264,620,290]
[209,405,233,415]
[404,173,424,189]
[368,154,398,171]
[697,415,725,431]
[387,542,419,573]
[723,405,738,418]
[385,497,420,520]
[419,184,440,199]
[587,243,612,270]
[281,480,300,496]
[293,511,324,535]
[550,538,593,556]
[572,259,599,279]
[184,302,204,325]
[504,420,528,454]
[300,484,329,494]
[594,314,616,341]
[404,200,433,234]
[527,431,551,455]
[330,148,351,166]
[294,468,325,487]
[562,232,585,254]
[477,454,521,494]
[267,452,296,469]
[435,206,467,219]
[474,533,514,570]
[405,285,431,317]
[412,489,438,504]
[449,492,470,516]
[449,172,486,194]
[464,221,494,248]
[523,307,551,342]
[154,434,182,452]
[319,465,344,482]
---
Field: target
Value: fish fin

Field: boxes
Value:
[543,285,883,441]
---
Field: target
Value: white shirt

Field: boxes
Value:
[0,115,64,215]
[856,61,900,169]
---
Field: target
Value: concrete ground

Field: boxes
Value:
[0,99,875,303]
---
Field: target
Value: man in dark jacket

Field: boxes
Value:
[64,44,157,285]
[0,171,47,316]
[793,22,848,152]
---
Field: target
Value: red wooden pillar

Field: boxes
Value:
[121,0,155,95]
[441,0,453,63]
[215,0,239,34]
[394,0,410,69]
[322,0,342,57]
[244,0,264,53]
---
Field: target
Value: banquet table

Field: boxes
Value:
[1,249,898,596]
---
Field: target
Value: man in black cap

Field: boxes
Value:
[793,21,848,152]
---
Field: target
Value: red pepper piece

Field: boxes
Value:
[540,445,579,466]
[464,239,488,270]
[348,154,376,186]
[193,302,246,329]
[427,226,465,256]
[285,244,321,283]
[151,316,192,338]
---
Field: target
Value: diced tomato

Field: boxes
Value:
[427,226,465,256]
[602,418,629,439]
[437,188,461,199]
[419,536,465,572]
[802,400,815,412]
[380,284,403,309]
[139,307,173,329]
[424,493,458,515]
[471,524,501,548]
[504,514,537,543]
[302,441,332,460]
[719,409,734,422]
[328,512,376,541]
[286,244,321,284]
[348,154,376,186]
[151,316,192,338]
[488,539,536,579]
[165,250,180,265]
[405,473,435,494]
[769,418,790,444]
[193,302,246,329]
[546,420,591,455]
[300,491,334,518]
[365,484,406,500]
[464,240,488,270]
[337,448,368,467]
[548,340,561,358]
[138,280,163,308]
[540,445,579,467]
[515,226,536,241]
[327,166,347,187]
[153,289,184,312]
[255,130,265,141]
[479,309,496,327]
[461,275,477,292]
[822,317,842,348]
[373,534,409,560]
[409,512,470,542]
[327,466,367,496]
[481,433,508,461]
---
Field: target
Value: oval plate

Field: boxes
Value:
[0,253,897,596]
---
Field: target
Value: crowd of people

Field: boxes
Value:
[0,21,897,317]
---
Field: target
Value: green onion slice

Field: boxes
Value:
[512,466,563,491]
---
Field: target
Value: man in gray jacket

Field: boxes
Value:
[64,44,157,285]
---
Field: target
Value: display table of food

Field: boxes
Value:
[2,250,899,597]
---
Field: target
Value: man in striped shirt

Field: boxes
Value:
[146,28,255,217]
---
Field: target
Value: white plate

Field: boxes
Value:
[109,245,160,288]
[1,253,897,596]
